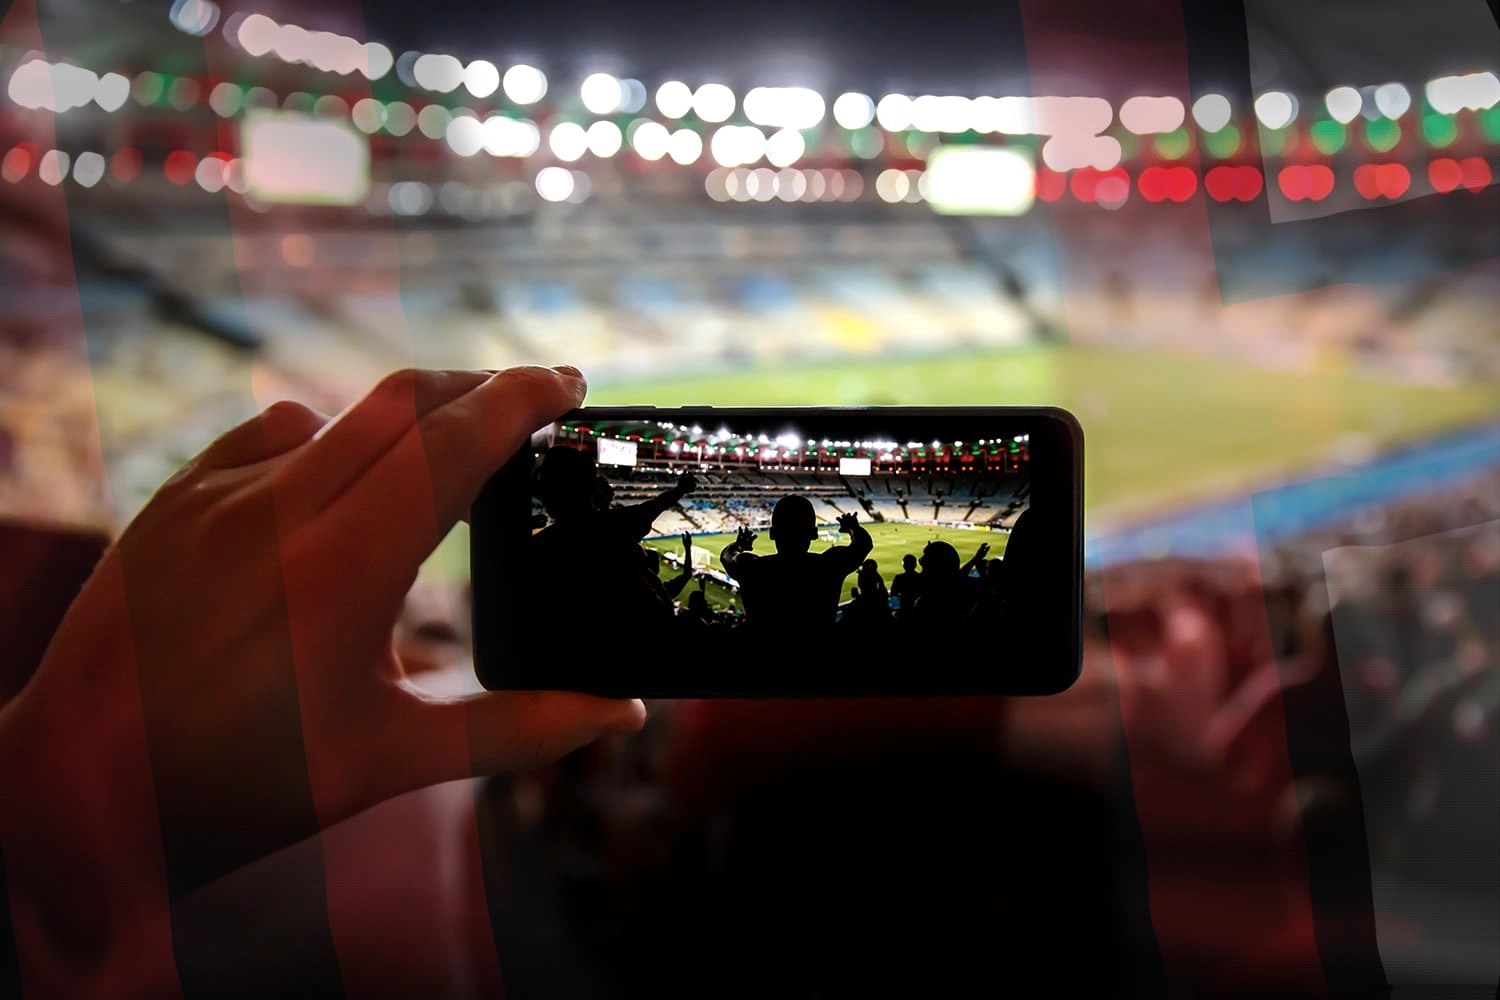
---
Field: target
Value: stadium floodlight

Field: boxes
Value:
[587,120,623,157]
[1323,86,1361,124]
[1253,91,1297,129]
[414,53,464,93]
[693,83,736,122]
[1191,93,1232,132]
[549,121,588,161]
[71,150,105,188]
[581,72,624,115]
[923,145,1036,216]
[833,92,876,130]
[875,93,913,131]
[241,111,370,205]
[668,129,703,165]
[445,114,485,156]
[765,128,804,167]
[169,0,220,37]
[1372,83,1411,120]
[8,60,97,113]
[743,86,825,130]
[94,73,131,113]
[1425,72,1500,114]
[535,165,574,202]
[465,59,501,98]
[656,80,693,119]
[503,64,547,104]
[1119,95,1185,135]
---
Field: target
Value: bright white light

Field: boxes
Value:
[743,86,825,129]
[351,97,384,133]
[984,95,1035,134]
[1119,95,1185,134]
[504,64,547,104]
[765,128,804,167]
[1041,133,1121,171]
[238,14,278,56]
[630,120,670,160]
[668,129,702,165]
[535,165,575,202]
[618,79,647,113]
[195,156,226,192]
[692,83,735,122]
[169,0,220,37]
[1372,82,1411,119]
[8,60,97,113]
[1032,96,1114,136]
[241,112,370,205]
[363,43,394,80]
[483,116,539,157]
[910,95,973,133]
[876,168,909,202]
[413,53,464,93]
[710,125,766,167]
[1324,86,1361,124]
[1192,93,1232,132]
[446,114,485,156]
[91,71,130,112]
[71,150,105,188]
[464,60,500,98]
[581,72,623,114]
[924,145,1035,216]
[586,120,623,157]
[1254,91,1296,129]
[38,149,69,186]
[875,93,913,131]
[549,121,588,161]
[656,80,693,118]
[833,92,875,129]
[1425,72,1500,114]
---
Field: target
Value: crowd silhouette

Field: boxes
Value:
[524,446,1031,656]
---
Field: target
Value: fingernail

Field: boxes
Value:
[553,365,582,378]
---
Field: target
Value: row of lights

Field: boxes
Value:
[3,138,1489,210]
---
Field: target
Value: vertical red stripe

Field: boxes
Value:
[0,1,183,995]
[1014,1,1327,994]
[198,15,507,996]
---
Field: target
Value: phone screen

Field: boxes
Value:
[471,407,1082,697]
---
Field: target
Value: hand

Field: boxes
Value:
[975,542,991,561]
[1,367,647,956]
[676,472,698,495]
[736,526,755,548]
[681,531,692,554]
[838,512,859,533]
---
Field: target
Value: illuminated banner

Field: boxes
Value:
[597,437,638,467]
[240,111,369,205]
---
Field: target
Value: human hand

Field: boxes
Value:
[838,512,859,533]
[736,526,755,548]
[681,531,692,553]
[676,472,698,494]
[2,367,647,929]
[975,542,991,561]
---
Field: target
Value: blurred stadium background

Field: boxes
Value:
[2,0,1498,992]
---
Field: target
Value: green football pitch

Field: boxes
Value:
[642,522,1006,612]
[422,344,1498,585]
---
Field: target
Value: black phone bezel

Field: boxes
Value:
[471,405,1083,697]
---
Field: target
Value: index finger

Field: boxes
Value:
[309,365,585,597]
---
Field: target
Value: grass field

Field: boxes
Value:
[641,521,1007,611]
[422,344,1498,585]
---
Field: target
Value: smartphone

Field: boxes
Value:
[470,406,1083,697]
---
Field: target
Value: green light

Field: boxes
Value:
[849,128,883,159]
[1309,120,1346,154]
[1365,118,1401,152]
[1422,113,1459,147]
[1153,128,1191,159]
[1258,126,1289,157]
[132,71,165,106]
[1202,124,1242,158]
[1479,106,1500,143]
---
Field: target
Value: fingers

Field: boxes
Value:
[401,691,646,787]
[310,366,585,596]
[199,400,330,470]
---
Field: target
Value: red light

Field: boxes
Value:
[1069,168,1099,202]
[1206,165,1262,202]
[1354,163,1411,200]
[2,145,33,183]
[1035,168,1066,202]
[1428,158,1462,194]
[1459,157,1492,193]
[1070,167,1129,204]
[164,150,197,186]
[111,147,141,184]
[1138,165,1196,202]
[1278,164,1334,202]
